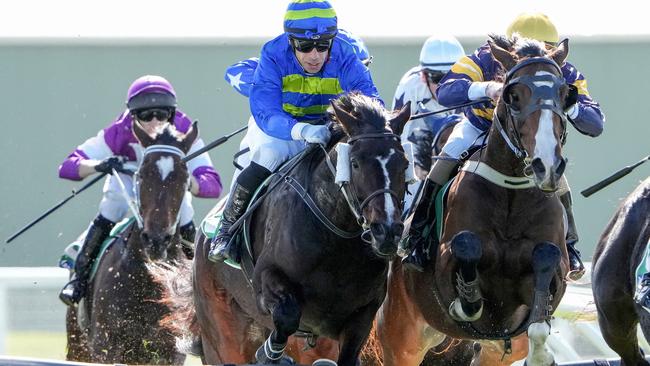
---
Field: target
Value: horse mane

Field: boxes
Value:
[489,33,549,83]
[151,124,185,145]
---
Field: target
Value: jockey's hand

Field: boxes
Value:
[291,122,331,144]
[485,81,503,101]
[564,84,579,119]
[94,156,128,175]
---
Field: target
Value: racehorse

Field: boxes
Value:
[168,93,411,365]
[592,176,650,366]
[378,35,574,366]
[65,121,196,364]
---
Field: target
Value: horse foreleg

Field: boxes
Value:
[65,306,90,362]
[337,299,382,366]
[477,335,529,366]
[524,241,561,366]
[378,261,445,366]
[449,231,483,322]
[257,267,301,364]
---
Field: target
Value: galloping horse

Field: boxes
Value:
[379,36,574,366]
[189,93,410,365]
[593,176,650,366]
[66,121,197,364]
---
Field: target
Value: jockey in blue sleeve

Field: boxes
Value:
[223,29,372,187]
[404,13,605,278]
[209,0,380,263]
[58,75,223,306]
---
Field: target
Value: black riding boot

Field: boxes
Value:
[402,178,442,272]
[634,273,650,312]
[59,214,115,306]
[560,191,585,281]
[179,221,196,259]
[208,162,271,263]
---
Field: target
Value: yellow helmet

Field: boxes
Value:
[506,12,559,44]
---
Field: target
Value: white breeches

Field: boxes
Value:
[230,116,306,190]
[441,117,485,159]
[98,173,194,226]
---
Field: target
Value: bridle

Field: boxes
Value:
[287,132,404,243]
[121,145,189,230]
[492,57,569,164]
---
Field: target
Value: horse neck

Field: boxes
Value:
[483,110,527,177]
[309,147,361,233]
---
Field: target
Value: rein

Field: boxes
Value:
[286,132,402,242]
[115,144,188,230]
[494,57,569,165]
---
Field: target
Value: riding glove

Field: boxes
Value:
[291,122,331,144]
[94,156,128,175]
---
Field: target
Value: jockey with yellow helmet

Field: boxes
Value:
[208,0,380,263]
[403,13,605,278]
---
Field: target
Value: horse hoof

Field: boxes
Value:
[312,359,337,366]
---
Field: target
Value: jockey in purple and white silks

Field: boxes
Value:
[209,0,381,263]
[58,75,223,306]
[403,13,606,277]
[223,29,372,189]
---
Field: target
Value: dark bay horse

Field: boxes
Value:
[184,94,411,365]
[66,121,197,364]
[379,36,576,366]
[593,176,650,366]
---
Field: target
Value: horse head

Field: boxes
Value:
[132,120,198,260]
[330,94,411,256]
[490,35,576,192]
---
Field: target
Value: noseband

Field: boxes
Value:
[493,57,568,161]
[333,132,403,242]
[129,145,189,229]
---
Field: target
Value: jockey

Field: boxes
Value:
[223,29,372,186]
[403,13,605,277]
[393,34,466,145]
[57,75,223,306]
[208,0,380,263]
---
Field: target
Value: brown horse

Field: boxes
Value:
[378,36,575,366]
[65,122,197,364]
[161,94,410,366]
[592,176,650,366]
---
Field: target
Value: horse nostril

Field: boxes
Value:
[140,232,150,243]
[370,223,387,241]
[531,158,546,177]
[163,234,172,243]
[391,222,404,238]
[555,158,567,176]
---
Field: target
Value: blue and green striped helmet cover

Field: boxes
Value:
[284,0,338,40]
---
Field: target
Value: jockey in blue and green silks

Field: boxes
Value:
[402,12,606,278]
[208,0,381,263]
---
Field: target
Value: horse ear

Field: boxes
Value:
[330,100,359,135]
[132,120,155,147]
[389,101,411,136]
[549,38,569,66]
[181,121,199,153]
[488,39,516,71]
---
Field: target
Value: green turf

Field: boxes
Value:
[5,331,202,365]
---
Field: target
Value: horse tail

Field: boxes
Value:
[148,258,203,357]
[360,319,383,366]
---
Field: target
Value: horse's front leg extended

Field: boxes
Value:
[256,267,301,364]
[449,231,483,322]
[525,241,561,366]
[337,299,383,366]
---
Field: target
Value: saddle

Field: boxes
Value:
[58,217,135,281]
[200,149,319,282]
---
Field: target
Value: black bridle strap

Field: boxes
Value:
[284,175,363,238]
[347,132,400,144]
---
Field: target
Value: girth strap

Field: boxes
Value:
[284,176,363,239]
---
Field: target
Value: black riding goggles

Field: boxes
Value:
[291,37,333,53]
[134,108,173,122]
[423,70,447,84]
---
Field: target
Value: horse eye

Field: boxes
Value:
[351,160,360,169]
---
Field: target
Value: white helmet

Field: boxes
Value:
[419,35,465,72]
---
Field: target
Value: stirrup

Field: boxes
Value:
[59,280,84,306]
[208,236,231,262]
